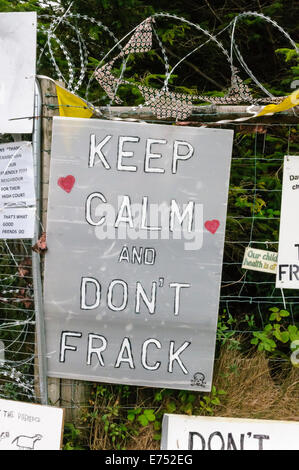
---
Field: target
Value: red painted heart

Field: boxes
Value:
[204,219,220,234]
[57,175,75,193]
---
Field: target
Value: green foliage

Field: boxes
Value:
[126,385,227,442]
[127,408,156,426]
[217,310,241,350]
[251,308,299,359]
[79,384,138,450]
[63,423,86,450]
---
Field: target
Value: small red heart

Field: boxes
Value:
[204,219,220,234]
[58,175,75,193]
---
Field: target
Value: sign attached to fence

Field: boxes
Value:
[161,414,299,450]
[242,247,277,274]
[0,12,37,134]
[0,398,64,450]
[44,117,233,391]
[0,142,36,239]
[276,155,299,288]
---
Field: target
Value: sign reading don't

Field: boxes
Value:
[161,414,299,450]
[44,117,233,391]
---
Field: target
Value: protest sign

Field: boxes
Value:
[276,156,299,288]
[161,414,299,450]
[0,12,37,134]
[44,117,233,391]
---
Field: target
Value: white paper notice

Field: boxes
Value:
[0,142,36,239]
[276,155,299,289]
[0,12,37,134]
[0,398,64,450]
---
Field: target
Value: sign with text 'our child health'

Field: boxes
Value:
[276,156,299,288]
[44,117,233,391]
[242,247,277,274]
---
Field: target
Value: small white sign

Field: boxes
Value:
[0,12,37,134]
[242,247,277,274]
[0,207,36,239]
[161,414,299,450]
[276,155,299,288]
[0,399,64,450]
[0,142,36,239]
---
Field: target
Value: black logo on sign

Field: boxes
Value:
[191,372,206,387]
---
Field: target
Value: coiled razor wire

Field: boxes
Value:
[37,12,122,94]
[36,11,298,110]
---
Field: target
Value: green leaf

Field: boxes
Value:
[280,331,290,343]
[143,409,156,422]
[288,325,299,342]
[211,397,220,405]
[137,414,149,427]
[166,401,176,413]
[183,402,193,415]
[154,421,161,431]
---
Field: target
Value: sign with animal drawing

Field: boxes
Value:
[44,117,233,391]
[0,12,37,134]
[161,414,299,450]
[276,156,299,289]
[0,398,64,450]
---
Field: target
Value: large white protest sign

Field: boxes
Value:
[0,142,36,239]
[0,398,64,450]
[44,117,233,391]
[161,414,299,450]
[0,12,37,134]
[276,155,299,288]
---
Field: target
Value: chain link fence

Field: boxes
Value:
[0,79,298,448]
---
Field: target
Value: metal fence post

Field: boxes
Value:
[32,79,48,405]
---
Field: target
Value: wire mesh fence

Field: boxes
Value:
[0,142,38,403]
[0,85,298,448]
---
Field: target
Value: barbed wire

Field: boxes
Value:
[36,10,298,115]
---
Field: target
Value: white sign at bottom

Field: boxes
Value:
[161,414,299,450]
[0,399,64,450]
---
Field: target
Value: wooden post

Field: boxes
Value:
[39,77,61,409]
[39,77,88,421]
